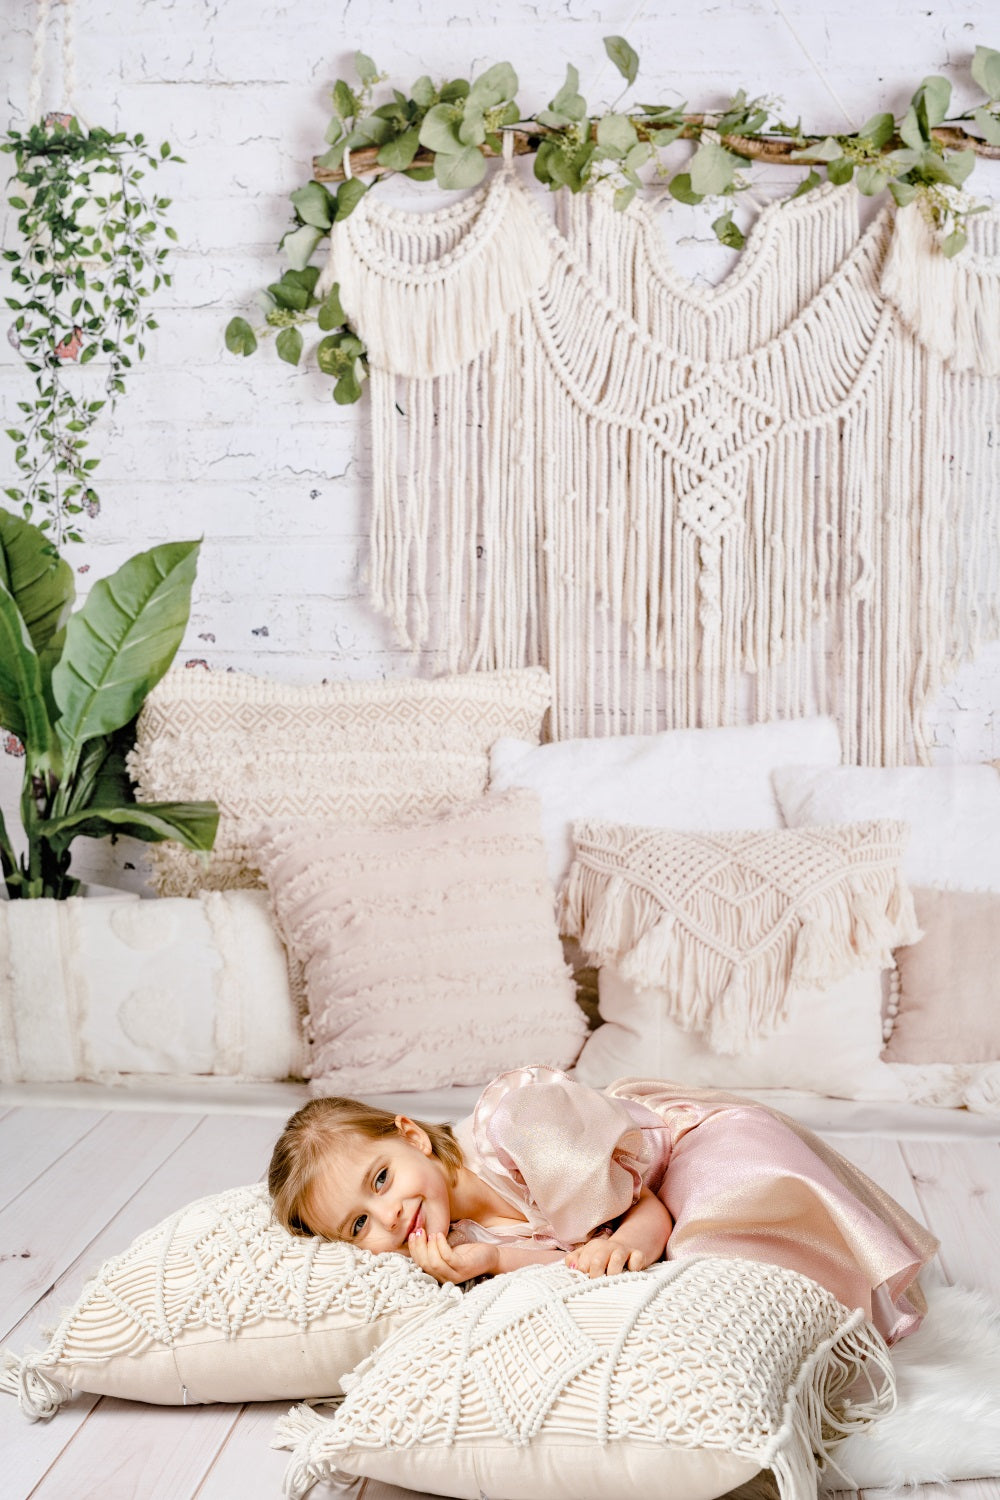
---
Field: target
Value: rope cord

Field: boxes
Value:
[27,0,77,122]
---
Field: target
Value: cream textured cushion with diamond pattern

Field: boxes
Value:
[275,1257,894,1500]
[0,1184,454,1413]
[128,666,551,895]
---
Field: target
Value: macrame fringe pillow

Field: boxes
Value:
[273,1256,895,1500]
[0,1183,453,1416]
[560,819,919,1054]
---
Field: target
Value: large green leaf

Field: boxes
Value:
[52,539,200,766]
[0,509,74,657]
[43,800,219,857]
[0,582,56,759]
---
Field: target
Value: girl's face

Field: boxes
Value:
[300,1116,454,1253]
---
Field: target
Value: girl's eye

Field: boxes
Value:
[374,1168,388,1191]
[351,1214,368,1238]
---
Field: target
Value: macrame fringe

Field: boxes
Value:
[274,1403,364,1500]
[882,202,1000,376]
[560,845,920,1055]
[0,1350,75,1422]
[766,1312,896,1500]
[319,169,555,378]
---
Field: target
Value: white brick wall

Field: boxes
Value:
[2,0,999,887]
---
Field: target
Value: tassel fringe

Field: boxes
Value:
[319,168,555,378]
[766,1312,896,1500]
[561,824,920,1053]
[0,1350,75,1422]
[882,202,1000,376]
[274,1403,364,1500]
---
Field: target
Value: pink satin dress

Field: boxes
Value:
[450,1065,939,1344]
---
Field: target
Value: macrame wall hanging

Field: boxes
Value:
[319,144,1000,764]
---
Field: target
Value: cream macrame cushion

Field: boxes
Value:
[128,665,551,895]
[561,819,918,1055]
[256,789,586,1093]
[0,891,306,1084]
[0,1184,455,1417]
[489,715,842,888]
[274,1257,894,1500]
[577,966,904,1100]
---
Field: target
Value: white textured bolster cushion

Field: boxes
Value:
[0,891,305,1084]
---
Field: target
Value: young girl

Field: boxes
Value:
[268,1064,938,1345]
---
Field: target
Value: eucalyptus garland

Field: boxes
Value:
[2,114,182,544]
[228,39,1000,404]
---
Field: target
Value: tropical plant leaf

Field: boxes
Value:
[52,539,200,764]
[0,580,56,758]
[0,508,74,656]
[43,799,219,856]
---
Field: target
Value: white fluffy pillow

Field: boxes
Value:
[772,763,1000,891]
[0,1184,454,1414]
[275,1256,893,1500]
[491,716,842,887]
[576,966,905,1101]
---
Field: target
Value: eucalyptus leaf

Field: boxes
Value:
[889,179,919,206]
[334,177,368,221]
[790,168,822,199]
[596,114,638,154]
[419,103,463,153]
[405,164,436,181]
[614,184,637,211]
[689,141,741,196]
[377,125,422,170]
[791,135,841,163]
[468,61,518,109]
[316,334,351,376]
[433,144,487,189]
[317,283,346,330]
[604,35,639,87]
[973,106,1000,147]
[914,75,951,133]
[290,180,334,230]
[440,79,470,103]
[333,80,358,119]
[855,164,889,195]
[282,223,324,272]
[276,326,303,365]
[668,172,703,205]
[712,209,746,249]
[827,156,855,185]
[941,228,968,258]
[411,75,436,109]
[551,64,587,122]
[458,103,487,147]
[225,316,258,355]
[354,51,378,86]
[858,112,896,149]
[334,368,363,404]
[899,105,926,151]
[972,45,1000,101]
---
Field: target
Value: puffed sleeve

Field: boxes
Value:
[471,1066,650,1244]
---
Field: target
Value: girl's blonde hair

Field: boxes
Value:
[268,1095,464,1237]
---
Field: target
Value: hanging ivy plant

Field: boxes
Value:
[226,41,1000,402]
[2,114,182,544]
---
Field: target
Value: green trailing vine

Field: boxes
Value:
[227,40,1000,404]
[2,114,182,544]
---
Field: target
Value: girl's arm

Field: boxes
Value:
[407,1231,565,1285]
[567,1187,673,1278]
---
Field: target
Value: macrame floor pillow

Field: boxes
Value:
[0,1184,453,1416]
[274,1256,894,1500]
[561,819,919,1054]
[128,665,551,895]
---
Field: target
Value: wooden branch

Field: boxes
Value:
[313,120,1000,183]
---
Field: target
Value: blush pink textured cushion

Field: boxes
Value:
[256,791,586,1093]
[886,888,1000,1064]
[128,666,551,895]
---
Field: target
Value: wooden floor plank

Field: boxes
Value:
[0,1111,201,1340]
[192,1400,298,1499]
[0,1107,107,1213]
[900,1141,1000,1297]
[29,1396,244,1500]
[2,1112,289,1499]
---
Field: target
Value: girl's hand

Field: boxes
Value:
[565,1235,649,1278]
[407,1230,499,1285]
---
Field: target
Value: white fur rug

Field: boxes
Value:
[824,1283,1000,1489]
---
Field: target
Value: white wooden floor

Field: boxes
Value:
[1,1101,999,1500]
